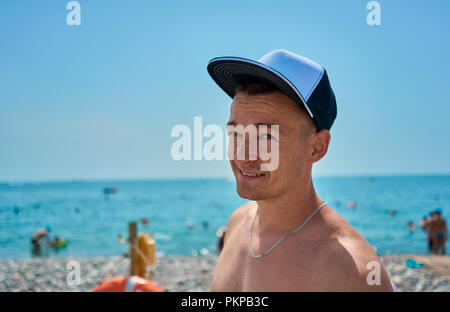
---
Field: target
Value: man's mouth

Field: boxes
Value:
[237,168,266,180]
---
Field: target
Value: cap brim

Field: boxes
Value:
[207,57,313,118]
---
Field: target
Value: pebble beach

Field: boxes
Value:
[1,254,449,292]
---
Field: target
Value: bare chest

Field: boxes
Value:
[243,245,326,291]
[215,235,325,291]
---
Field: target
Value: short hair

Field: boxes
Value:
[234,82,318,134]
[234,82,279,96]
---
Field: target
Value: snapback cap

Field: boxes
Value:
[207,49,337,130]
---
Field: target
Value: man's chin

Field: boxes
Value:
[236,185,269,201]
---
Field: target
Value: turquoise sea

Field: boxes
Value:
[0,176,449,259]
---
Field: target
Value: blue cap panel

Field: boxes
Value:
[258,49,324,103]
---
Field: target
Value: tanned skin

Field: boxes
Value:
[211,90,393,292]
[424,212,448,254]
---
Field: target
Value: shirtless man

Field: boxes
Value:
[207,49,393,291]
[426,208,447,255]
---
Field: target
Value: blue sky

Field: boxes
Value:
[1,0,449,182]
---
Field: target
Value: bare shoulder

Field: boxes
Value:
[315,207,393,291]
[224,201,256,242]
[211,201,255,291]
[230,200,256,221]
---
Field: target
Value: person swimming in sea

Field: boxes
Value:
[140,217,150,226]
[407,221,415,233]
[47,235,63,248]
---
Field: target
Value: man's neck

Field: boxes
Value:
[256,175,324,234]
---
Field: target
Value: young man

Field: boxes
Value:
[207,49,393,291]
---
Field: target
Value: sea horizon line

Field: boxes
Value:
[1,172,450,186]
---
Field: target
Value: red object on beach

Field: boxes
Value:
[91,275,164,292]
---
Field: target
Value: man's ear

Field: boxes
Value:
[310,130,331,163]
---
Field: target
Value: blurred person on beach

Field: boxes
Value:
[216,226,226,254]
[208,49,393,291]
[30,225,52,254]
[422,208,447,255]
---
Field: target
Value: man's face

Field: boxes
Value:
[227,91,316,200]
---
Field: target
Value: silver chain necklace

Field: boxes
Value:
[249,202,328,258]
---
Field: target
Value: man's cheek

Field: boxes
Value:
[259,141,280,172]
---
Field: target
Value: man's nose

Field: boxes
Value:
[235,134,258,161]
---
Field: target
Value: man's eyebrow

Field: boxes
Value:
[226,121,282,133]
[226,121,280,126]
[255,122,279,128]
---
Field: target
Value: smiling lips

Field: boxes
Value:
[237,168,266,180]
